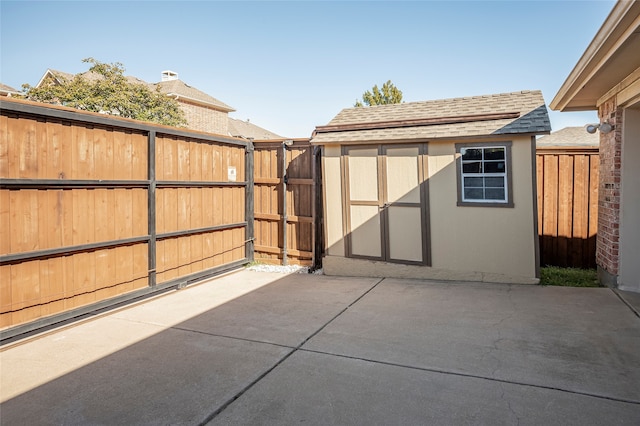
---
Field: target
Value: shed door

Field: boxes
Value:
[345,145,428,264]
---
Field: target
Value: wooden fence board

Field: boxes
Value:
[588,157,599,265]
[0,114,9,177]
[0,190,8,255]
[190,142,202,181]
[536,148,598,269]
[0,265,12,317]
[36,118,48,179]
[61,121,75,179]
[177,187,190,230]
[131,132,147,181]
[162,188,178,234]
[19,116,38,179]
[132,243,148,290]
[202,233,214,269]
[190,233,204,273]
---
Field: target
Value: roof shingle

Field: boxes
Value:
[154,79,235,112]
[311,90,551,144]
[228,117,282,140]
[536,126,598,147]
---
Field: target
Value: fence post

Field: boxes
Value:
[312,145,323,270]
[148,131,157,287]
[281,140,294,265]
[245,139,255,262]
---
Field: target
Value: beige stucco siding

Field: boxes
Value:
[323,145,345,256]
[427,137,536,279]
[321,137,538,284]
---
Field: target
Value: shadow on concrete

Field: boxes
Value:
[2,271,640,425]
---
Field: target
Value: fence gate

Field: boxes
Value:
[253,139,318,266]
[0,98,254,341]
[536,146,599,269]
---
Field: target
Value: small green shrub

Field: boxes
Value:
[540,266,600,287]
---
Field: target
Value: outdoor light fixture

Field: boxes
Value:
[585,121,614,134]
[283,139,294,146]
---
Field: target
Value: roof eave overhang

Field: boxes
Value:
[550,1,640,112]
[310,132,548,146]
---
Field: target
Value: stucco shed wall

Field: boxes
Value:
[427,137,537,281]
[321,137,538,284]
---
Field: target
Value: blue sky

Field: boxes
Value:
[1,0,615,138]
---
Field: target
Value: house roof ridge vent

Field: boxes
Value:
[161,70,179,81]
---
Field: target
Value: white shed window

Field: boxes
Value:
[456,142,513,207]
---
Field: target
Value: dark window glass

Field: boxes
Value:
[485,177,505,188]
[484,148,505,160]
[464,188,484,199]
[462,162,482,173]
[484,161,505,173]
[462,148,482,160]
[485,188,506,200]
[464,177,483,188]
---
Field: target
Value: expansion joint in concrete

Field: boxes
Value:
[197,277,386,425]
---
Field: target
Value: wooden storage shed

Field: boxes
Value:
[311,90,551,284]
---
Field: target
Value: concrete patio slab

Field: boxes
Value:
[171,274,381,347]
[1,270,639,425]
[210,350,640,426]
[1,327,292,425]
[302,278,640,403]
[1,269,284,402]
[617,289,640,316]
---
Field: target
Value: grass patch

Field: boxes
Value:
[540,266,600,287]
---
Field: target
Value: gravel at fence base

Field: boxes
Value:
[246,264,324,275]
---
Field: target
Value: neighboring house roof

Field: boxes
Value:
[35,69,235,112]
[36,69,74,87]
[228,117,282,140]
[37,69,148,87]
[311,90,551,144]
[536,126,599,147]
[550,1,640,111]
[0,83,21,96]
[154,79,235,112]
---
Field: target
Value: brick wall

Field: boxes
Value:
[179,101,229,135]
[596,96,623,277]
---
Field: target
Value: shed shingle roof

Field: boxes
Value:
[311,90,551,144]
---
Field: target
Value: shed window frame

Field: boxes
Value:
[455,141,514,208]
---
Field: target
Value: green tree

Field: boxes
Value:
[354,80,403,107]
[22,58,187,127]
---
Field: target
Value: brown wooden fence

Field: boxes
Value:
[0,98,252,339]
[253,140,319,266]
[536,146,599,269]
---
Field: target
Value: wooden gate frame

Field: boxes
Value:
[252,139,319,266]
[0,99,254,342]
